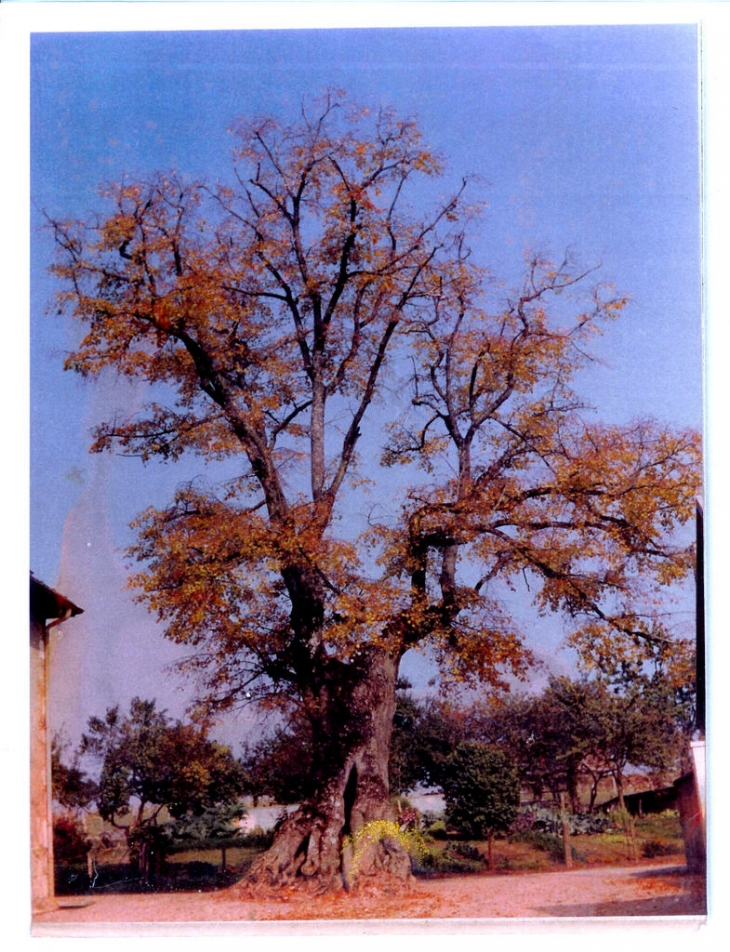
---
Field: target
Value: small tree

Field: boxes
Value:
[530,670,688,860]
[51,731,96,812]
[390,694,471,794]
[442,743,520,869]
[476,691,574,806]
[239,711,317,805]
[587,673,684,857]
[80,697,246,879]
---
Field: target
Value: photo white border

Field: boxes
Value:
[2,2,727,947]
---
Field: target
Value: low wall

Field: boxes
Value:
[240,793,446,832]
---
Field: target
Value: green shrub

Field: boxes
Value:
[635,812,682,839]
[511,829,564,862]
[425,819,448,840]
[641,838,681,859]
[342,819,428,881]
[446,841,485,863]
[511,806,614,837]
[413,843,486,875]
[443,744,520,840]
[53,815,91,863]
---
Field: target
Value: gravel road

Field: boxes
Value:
[32,860,706,935]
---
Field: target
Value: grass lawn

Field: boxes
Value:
[418,813,684,875]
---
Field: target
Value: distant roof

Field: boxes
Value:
[30,572,83,622]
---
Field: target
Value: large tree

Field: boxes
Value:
[47,91,701,892]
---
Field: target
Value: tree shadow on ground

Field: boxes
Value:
[536,866,706,918]
[56,861,247,896]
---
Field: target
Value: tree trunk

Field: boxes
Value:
[615,777,638,863]
[559,791,573,868]
[566,765,580,814]
[588,777,599,813]
[245,647,413,893]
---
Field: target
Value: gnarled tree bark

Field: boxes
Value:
[245,647,412,893]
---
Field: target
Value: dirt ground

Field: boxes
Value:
[32,860,706,935]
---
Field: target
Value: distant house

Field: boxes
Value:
[599,784,679,817]
[30,573,83,908]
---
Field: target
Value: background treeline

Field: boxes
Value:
[51,666,692,889]
[242,667,694,811]
[54,668,693,826]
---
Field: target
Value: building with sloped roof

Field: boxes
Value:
[30,573,82,907]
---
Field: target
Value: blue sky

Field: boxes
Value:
[31,24,702,573]
[28,22,703,743]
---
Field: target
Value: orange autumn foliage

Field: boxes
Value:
[47,90,701,712]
